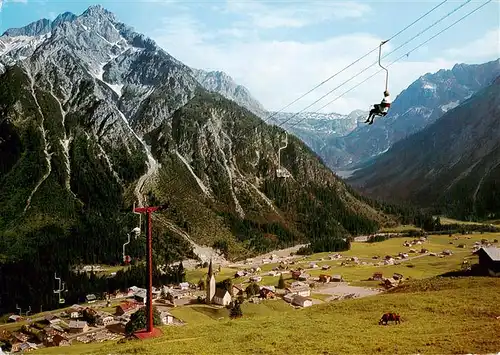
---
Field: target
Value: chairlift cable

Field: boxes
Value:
[235,0,449,138]
[304,0,493,122]
[278,0,473,129]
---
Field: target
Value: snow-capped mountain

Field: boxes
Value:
[191,69,266,118]
[320,59,500,171]
[267,110,368,152]
[0,5,393,312]
[348,75,500,220]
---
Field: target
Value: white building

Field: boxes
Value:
[212,289,232,306]
[291,295,313,308]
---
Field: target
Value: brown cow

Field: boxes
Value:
[379,312,401,325]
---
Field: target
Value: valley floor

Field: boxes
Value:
[25,232,500,355]
[32,277,500,355]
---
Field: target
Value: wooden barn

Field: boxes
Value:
[475,247,500,276]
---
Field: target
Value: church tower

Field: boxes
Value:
[206,259,216,304]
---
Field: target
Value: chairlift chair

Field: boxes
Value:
[368,40,390,118]
[276,131,291,179]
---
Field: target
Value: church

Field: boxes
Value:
[205,259,232,306]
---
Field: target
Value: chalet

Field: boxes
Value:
[372,272,383,281]
[475,247,500,276]
[68,320,89,334]
[291,295,313,308]
[393,273,404,281]
[298,274,310,281]
[259,286,276,299]
[65,308,81,319]
[44,314,60,325]
[44,333,70,347]
[249,276,262,282]
[115,301,139,316]
[234,271,245,278]
[212,289,232,306]
[85,294,97,303]
[291,271,302,280]
[7,315,22,323]
[44,324,65,334]
[285,286,310,297]
[319,274,331,283]
[321,265,331,270]
[160,311,174,325]
[52,334,70,347]
[331,275,343,282]
[134,289,147,304]
[178,282,190,290]
[96,315,114,326]
[232,285,244,296]
[11,342,38,353]
[283,293,294,303]
[106,323,126,335]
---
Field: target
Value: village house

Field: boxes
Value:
[298,273,310,281]
[331,275,343,282]
[178,282,190,290]
[43,314,61,325]
[283,293,294,303]
[212,289,232,306]
[160,311,174,325]
[65,308,81,319]
[96,314,115,326]
[475,247,500,276]
[68,320,89,334]
[232,285,244,296]
[7,315,22,323]
[393,273,404,281]
[372,272,383,281]
[134,289,148,304]
[259,286,276,299]
[249,276,262,282]
[319,274,331,283]
[86,294,97,303]
[291,270,302,280]
[234,271,246,278]
[286,284,310,297]
[44,333,70,347]
[291,295,313,308]
[115,301,139,316]
[11,342,38,353]
[321,265,331,270]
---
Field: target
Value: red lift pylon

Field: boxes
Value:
[132,204,168,339]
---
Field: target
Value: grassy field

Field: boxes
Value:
[437,216,485,225]
[379,224,422,233]
[14,232,500,354]
[32,277,500,355]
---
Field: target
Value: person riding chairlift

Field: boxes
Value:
[365,91,391,125]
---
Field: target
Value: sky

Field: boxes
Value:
[0,0,499,114]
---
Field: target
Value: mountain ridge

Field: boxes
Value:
[347,75,500,220]
[0,5,395,313]
[319,59,500,171]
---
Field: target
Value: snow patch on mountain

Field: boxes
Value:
[441,100,460,112]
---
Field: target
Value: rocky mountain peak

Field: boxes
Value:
[319,58,500,171]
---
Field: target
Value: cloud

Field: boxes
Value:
[150,4,497,115]
[445,28,500,60]
[0,0,28,12]
[224,0,372,29]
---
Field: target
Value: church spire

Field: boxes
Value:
[207,258,213,278]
